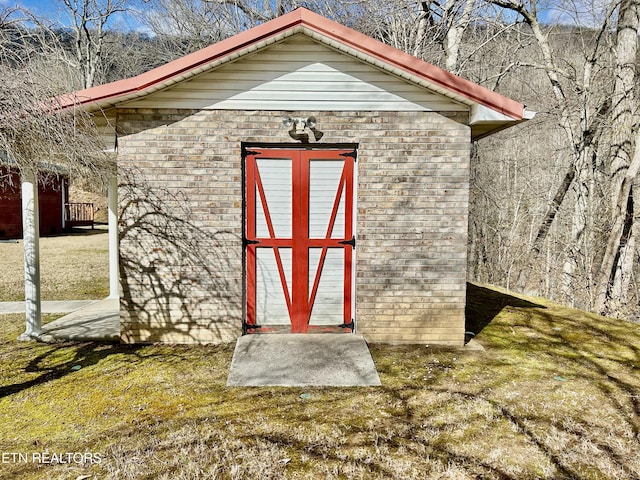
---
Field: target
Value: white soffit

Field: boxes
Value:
[470,104,517,124]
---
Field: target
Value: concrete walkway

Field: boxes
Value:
[0,298,119,342]
[38,298,119,342]
[0,300,100,314]
[227,334,381,387]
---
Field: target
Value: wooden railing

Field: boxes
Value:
[64,203,94,228]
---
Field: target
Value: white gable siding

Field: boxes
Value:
[120,35,467,112]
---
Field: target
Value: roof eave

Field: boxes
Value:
[58,7,526,124]
[471,108,536,141]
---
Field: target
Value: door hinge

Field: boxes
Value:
[243,323,262,334]
[243,150,260,158]
[339,150,357,161]
[243,238,260,247]
[338,237,355,247]
[338,321,355,332]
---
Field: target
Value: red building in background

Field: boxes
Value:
[0,166,69,239]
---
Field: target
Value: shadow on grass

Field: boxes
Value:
[0,342,142,400]
[465,282,545,339]
[461,283,640,478]
[42,226,109,238]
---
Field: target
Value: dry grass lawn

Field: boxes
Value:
[0,227,109,301]
[0,235,638,479]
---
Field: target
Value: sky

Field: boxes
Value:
[6,0,146,32]
[4,0,613,32]
[11,0,63,18]
[8,0,77,25]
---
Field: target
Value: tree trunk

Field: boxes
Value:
[531,165,575,254]
[443,0,476,73]
[594,0,640,315]
[596,139,640,313]
[561,152,590,304]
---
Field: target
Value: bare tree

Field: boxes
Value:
[61,0,128,88]
[594,0,640,315]
[137,0,233,59]
[0,67,113,183]
[484,0,623,304]
[351,0,520,76]
[0,7,112,184]
[137,0,367,56]
[353,0,461,68]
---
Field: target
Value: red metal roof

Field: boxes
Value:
[58,8,524,120]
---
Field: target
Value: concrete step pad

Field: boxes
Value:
[227,334,381,387]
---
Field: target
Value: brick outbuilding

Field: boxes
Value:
[62,8,532,345]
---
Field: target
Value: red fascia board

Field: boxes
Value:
[59,8,524,120]
[58,10,309,109]
[298,9,523,120]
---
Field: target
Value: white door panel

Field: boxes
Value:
[308,248,344,325]
[308,160,345,238]
[256,247,292,324]
[255,158,292,238]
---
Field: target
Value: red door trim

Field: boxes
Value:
[343,158,354,325]
[245,155,257,326]
[245,147,355,333]
[291,152,308,332]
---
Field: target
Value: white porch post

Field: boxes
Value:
[18,170,42,340]
[108,175,119,299]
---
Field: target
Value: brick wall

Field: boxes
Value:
[116,109,470,345]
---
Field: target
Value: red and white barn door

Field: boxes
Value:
[244,147,355,333]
